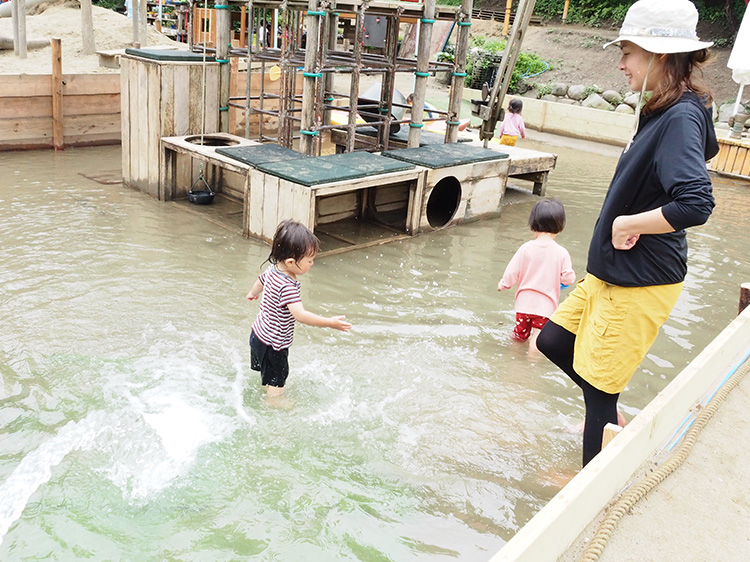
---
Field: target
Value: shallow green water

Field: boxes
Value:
[0,140,747,561]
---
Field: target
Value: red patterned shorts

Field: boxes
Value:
[512,313,549,341]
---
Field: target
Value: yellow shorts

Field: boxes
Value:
[499,134,518,146]
[550,274,683,394]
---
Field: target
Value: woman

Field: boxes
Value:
[537,0,719,467]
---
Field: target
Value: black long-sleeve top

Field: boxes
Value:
[587,91,718,287]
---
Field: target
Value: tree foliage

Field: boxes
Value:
[465,0,747,35]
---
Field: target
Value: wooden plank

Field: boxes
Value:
[292,182,313,226]
[741,148,750,177]
[601,423,622,449]
[0,96,52,119]
[0,116,53,141]
[262,175,280,240]
[136,60,149,188]
[62,131,121,146]
[62,73,120,95]
[0,75,50,97]
[730,147,748,176]
[205,65,220,133]
[147,62,161,197]
[715,142,731,171]
[317,192,358,218]
[188,64,204,133]
[51,37,63,150]
[277,175,295,224]
[61,114,121,137]
[0,94,120,120]
[725,145,739,173]
[121,58,131,185]
[0,73,119,98]
[173,64,190,136]
[63,93,120,116]
[248,169,265,239]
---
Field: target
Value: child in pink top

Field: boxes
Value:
[498,198,575,347]
[498,98,526,146]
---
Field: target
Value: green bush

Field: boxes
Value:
[533,0,745,28]
[466,36,550,94]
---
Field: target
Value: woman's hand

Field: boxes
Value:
[611,209,674,250]
[612,215,640,250]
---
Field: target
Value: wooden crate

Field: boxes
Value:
[246,167,424,243]
[121,54,220,198]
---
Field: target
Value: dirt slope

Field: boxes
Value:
[471,19,740,105]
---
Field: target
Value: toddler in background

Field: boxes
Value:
[247,220,351,397]
[498,98,526,146]
[498,198,575,349]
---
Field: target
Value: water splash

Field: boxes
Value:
[0,410,110,547]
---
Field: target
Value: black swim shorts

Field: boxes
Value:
[249,331,290,388]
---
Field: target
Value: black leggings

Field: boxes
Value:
[537,320,619,467]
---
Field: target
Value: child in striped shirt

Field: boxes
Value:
[247,220,352,396]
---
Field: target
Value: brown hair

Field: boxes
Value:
[528,198,566,234]
[645,49,713,114]
[268,220,320,264]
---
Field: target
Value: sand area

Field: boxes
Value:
[0,0,181,74]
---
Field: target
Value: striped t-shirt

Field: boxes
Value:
[251,265,302,351]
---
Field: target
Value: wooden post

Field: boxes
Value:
[132,0,140,47]
[322,1,338,128]
[445,0,472,143]
[240,5,247,47]
[51,37,64,150]
[139,0,148,47]
[81,0,96,54]
[216,0,230,132]
[740,283,750,315]
[407,0,436,148]
[346,3,366,153]
[601,422,622,449]
[11,0,28,58]
[300,0,323,155]
[562,0,570,22]
[502,0,512,36]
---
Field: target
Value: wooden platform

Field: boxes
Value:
[709,135,750,181]
[158,133,555,254]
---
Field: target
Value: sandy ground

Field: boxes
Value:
[0,0,181,74]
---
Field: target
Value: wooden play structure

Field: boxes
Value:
[120,0,557,253]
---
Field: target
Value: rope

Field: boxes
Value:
[579,356,750,562]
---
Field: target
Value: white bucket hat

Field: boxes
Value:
[603,0,713,54]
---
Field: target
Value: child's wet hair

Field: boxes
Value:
[268,220,320,264]
[528,198,566,234]
[508,99,523,114]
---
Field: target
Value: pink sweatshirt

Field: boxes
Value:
[499,112,526,138]
[498,238,575,318]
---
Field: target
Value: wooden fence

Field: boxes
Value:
[0,73,121,151]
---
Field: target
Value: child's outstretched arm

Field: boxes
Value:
[287,301,352,332]
[246,279,264,301]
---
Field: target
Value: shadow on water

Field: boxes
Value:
[0,142,747,560]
